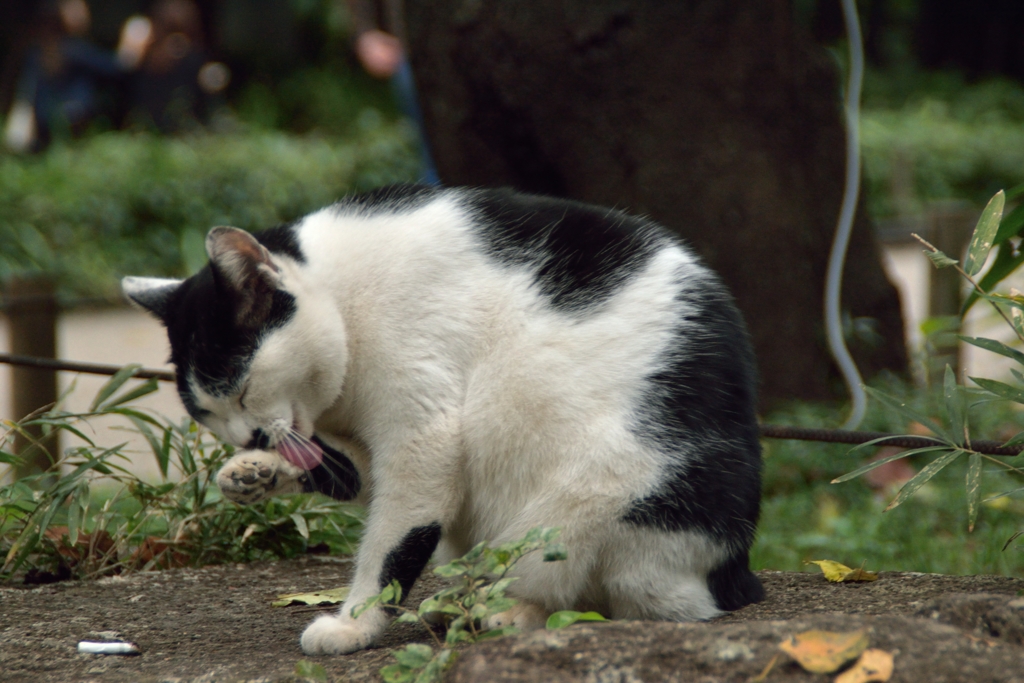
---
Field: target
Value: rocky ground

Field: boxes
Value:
[1,556,1023,682]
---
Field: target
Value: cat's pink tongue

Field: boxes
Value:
[277,439,323,470]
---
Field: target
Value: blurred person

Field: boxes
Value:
[117,0,230,133]
[3,0,123,152]
[347,0,440,185]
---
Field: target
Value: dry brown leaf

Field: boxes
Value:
[807,560,879,583]
[778,629,870,674]
[834,648,895,683]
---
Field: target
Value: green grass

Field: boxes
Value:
[754,392,1024,577]
[4,368,1022,580]
[0,371,362,581]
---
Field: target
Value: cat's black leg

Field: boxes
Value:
[379,523,442,600]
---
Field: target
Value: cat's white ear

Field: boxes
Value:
[122,276,182,320]
[205,226,282,328]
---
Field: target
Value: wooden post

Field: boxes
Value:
[926,201,974,384]
[6,277,59,478]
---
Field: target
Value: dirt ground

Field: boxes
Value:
[1,556,1023,683]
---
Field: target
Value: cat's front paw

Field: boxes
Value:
[216,450,304,504]
[300,615,376,655]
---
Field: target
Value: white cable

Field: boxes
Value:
[825,0,867,429]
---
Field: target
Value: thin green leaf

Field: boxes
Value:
[290,513,309,540]
[864,386,953,442]
[351,594,380,619]
[885,449,965,511]
[546,610,608,629]
[964,245,1024,314]
[958,336,1024,366]
[847,433,942,455]
[832,446,949,484]
[943,365,967,446]
[67,489,82,546]
[966,453,983,533]
[24,420,96,447]
[89,364,141,411]
[981,488,1024,503]
[1002,431,1024,448]
[1005,182,1024,201]
[925,250,959,269]
[477,625,519,640]
[99,377,159,410]
[995,201,1024,244]
[970,376,1024,404]
[110,407,164,426]
[964,190,1005,276]
[158,428,173,478]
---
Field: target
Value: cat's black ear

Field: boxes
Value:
[122,277,183,321]
[205,226,281,329]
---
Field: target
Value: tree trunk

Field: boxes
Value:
[406,0,907,407]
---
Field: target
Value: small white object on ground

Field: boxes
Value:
[77,641,141,655]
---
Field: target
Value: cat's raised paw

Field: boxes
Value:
[216,450,304,504]
[300,615,375,655]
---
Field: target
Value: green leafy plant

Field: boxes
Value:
[0,126,418,299]
[0,367,361,581]
[545,610,608,629]
[354,527,570,683]
[294,659,329,683]
[836,190,1024,545]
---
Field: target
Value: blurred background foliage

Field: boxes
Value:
[1,0,1023,296]
[0,125,419,298]
[0,0,421,298]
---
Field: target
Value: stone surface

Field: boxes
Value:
[1,563,1023,682]
[450,616,1024,683]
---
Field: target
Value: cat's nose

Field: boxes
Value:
[246,428,271,449]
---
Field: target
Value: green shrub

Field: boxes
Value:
[0,125,419,298]
[756,391,1024,576]
[862,73,1024,218]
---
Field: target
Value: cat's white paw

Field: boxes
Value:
[300,615,376,655]
[481,601,549,631]
[216,450,304,504]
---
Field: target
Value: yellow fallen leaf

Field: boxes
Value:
[807,560,879,583]
[272,586,350,607]
[778,629,870,674]
[841,567,879,582]
[834,648,895,683]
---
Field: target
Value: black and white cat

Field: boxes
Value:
[122,185,764,655]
